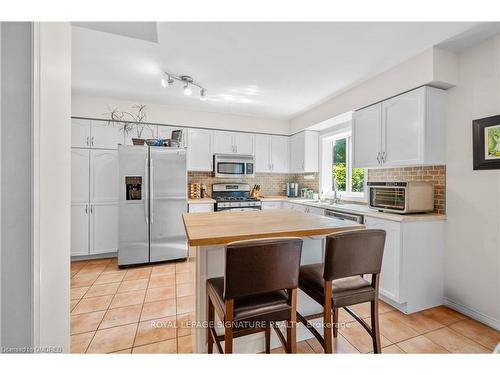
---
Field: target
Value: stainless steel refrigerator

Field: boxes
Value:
[118,145,187,267]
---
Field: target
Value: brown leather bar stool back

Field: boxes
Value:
[206,237,303,354]
[224,238,303,299]
[297,229,386,353]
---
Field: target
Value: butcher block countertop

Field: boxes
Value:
[182,209,364,246]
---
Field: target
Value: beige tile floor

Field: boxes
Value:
[70,257,499,354]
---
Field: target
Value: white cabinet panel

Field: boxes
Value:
[90,203,118,255]
[188,203,214,213]
[71,118,91,148]
[213,131,234,154]
[290,131,318,173]
[213,131,254,155]
[124,124,157,145]
[187,129,213,171]
[352,86,445,168]
[91,149,118,203]
[307,206,324,215]
[271,135,289,173]
[233,133,254,155]
[91,120,123,149]
[364,216,402,303]
[261,201,283,210]
[71,149,90,204]
[353,103,382,168]
[255,134,271,172]
[382,88,424,167]
[71,204,89,256]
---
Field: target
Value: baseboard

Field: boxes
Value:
[443,297,500,330]
[71,252,117,261]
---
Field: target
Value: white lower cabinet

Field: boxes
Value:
[91,203,119,255]
[364,216,444,313]
[364,216,402,302]
[188,203,214,213]
[71,204,90,256]
[261,201,283,209]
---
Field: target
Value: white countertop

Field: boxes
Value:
[260,196,446,222]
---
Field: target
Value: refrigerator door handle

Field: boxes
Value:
[144,156,149,225]
[150,156,154,224]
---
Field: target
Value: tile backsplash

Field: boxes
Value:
[367,165,446,214]
[188,172,319,197]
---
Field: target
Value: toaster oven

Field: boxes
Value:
[367,181,434,214]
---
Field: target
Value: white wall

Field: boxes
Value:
[290,47,458,133]
[72,94,290,135]
[444,35,500,328]
[36,22,71,351]
[1,22,34,350]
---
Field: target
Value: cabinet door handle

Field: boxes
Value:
[86,136,90,146]
[85,205,88,214]
[381,151,386,163]
[91,137,95,146]
[376,152,381,165]
[90,204,93,214]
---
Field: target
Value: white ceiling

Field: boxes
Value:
[72,22,482,120]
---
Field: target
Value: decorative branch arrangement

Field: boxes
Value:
[105,104,152,140]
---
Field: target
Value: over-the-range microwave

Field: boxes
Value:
[213,154,255,178]
[367,181,434,214]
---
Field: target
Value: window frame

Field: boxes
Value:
[321,131,367,201]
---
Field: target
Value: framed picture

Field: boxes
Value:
[473,115,500,170]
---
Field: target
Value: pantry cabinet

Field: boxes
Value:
[353,86,446,168]
[187,128,213,171]
[255,134,289,173]
[213,131,254,155]
[71,118,123,149]
[71,148,119,257]
[289,131,319,173]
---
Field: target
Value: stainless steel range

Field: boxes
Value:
[212,183,262,212]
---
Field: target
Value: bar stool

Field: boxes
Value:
[297,229,386,353]
[206,237,303,354]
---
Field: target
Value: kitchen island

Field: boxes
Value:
[182,209,363,353]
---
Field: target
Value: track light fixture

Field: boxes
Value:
[161,71,207,100]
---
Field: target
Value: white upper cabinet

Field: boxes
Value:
[352,103,382,168]
[71,118,123,149]
[71,118,91,148]
[213,131,234,154]
[187,128,213,171]
[213,131,255,155]
[90,149,119,202]
[91,120,124,149]
[232,132,254,155]
[353,86,446,168]
[289,131,319,173]
[255,134,290,173]
[255,134,272,172]
[270,135,289,173]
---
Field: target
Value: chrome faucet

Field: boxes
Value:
[332,175,341,204]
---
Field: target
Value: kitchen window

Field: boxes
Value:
[321,130,366,200]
